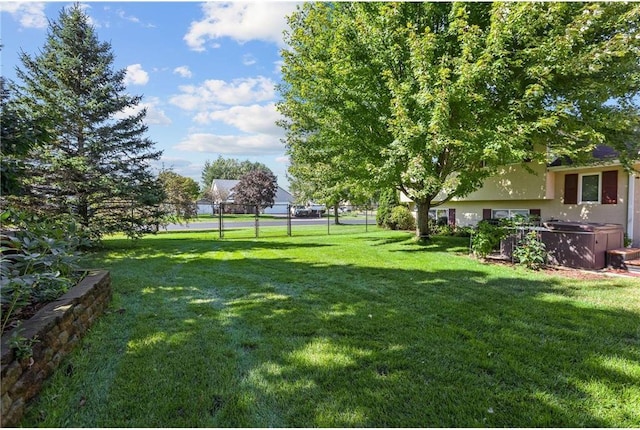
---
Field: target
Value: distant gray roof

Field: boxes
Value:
[211,179,293,203]
[211,179,240,194]
[274,187,294,203]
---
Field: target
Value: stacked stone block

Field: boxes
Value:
[1,270,111,427]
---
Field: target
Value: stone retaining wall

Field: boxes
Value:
[1,270,111,427]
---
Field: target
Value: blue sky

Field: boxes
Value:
[1,1,299,190]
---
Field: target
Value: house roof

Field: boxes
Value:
[210,179,294,203]
[211,179,240,194]
[548,145,619,168]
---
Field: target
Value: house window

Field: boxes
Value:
[428,208,449,226]
[564,170,617,205]
[579,173,601,203]
[428,208,449,220]
[491,209,530,219]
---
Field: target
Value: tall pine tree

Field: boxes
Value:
[13,4,164,239]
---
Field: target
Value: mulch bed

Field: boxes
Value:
[2,302,48,336]
[484,254,639,280]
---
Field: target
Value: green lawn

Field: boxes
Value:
[22,228,640,427]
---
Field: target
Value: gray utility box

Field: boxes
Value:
[541,222,624,270]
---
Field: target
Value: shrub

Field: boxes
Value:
[376,189,399,227]
[388,206,416,231]
[1,210,85,333]
[453,226,474,237]
[471,220,507,258]
[512,230,547,270]
[624,234,632,248]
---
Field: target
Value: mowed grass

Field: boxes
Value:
[21,228,640,427]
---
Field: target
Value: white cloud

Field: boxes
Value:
[196,103,283,135]
[150,157,203,183]
[114,97,171,126]
[170,76,275,110]
[242,54,257,66]
[124,64,149,86]
[173,66,193,79]
[116,8,155,28]
[175,133,284,155]
[184,2,298,51]
[273,60,284,75]
[117,9,139,24]
[0,2,47,29]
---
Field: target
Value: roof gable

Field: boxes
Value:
[211,179,239,193]
[210,179,293,203]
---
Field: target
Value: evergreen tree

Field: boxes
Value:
[13,4,164,239]
[201,156,272,190]
[0,76,50,197]
[376,188,400,229]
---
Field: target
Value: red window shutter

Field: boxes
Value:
[482,209,492,220]
[601,170,618,204]
[564,174,578,204]
[448,208,456,226]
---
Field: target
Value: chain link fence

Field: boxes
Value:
[186,203,378,239]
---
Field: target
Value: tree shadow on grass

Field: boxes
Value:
[206,265,638,427]
[98,236,332,257]
[25,236,640,428]
[365,233,471,254]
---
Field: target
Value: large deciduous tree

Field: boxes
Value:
[278,2,640,238]
[288,155,372,224]
[12,4,165,239]
[158,170,200,221]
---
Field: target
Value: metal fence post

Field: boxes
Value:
[255,205,259,238]
[287,204,292,236]
[327,207,330,235]
[219,203,223,238]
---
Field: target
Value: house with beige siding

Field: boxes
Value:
[401,149,640,247]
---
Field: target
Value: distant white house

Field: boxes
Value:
[199,179,294,215]
[196,199,215,216]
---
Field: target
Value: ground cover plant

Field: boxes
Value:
[21,228,640,427]
[1,210,87,335]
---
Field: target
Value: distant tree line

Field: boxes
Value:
[201,156,272,189]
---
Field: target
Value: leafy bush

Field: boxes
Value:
[1,210,85,333]
[471,220,507,258]
[376,189,399,227]
[624,234,632,248]
[425,217,472,237]
[453,226,474,237]
[388,206,416,231]
[512,230,547,270]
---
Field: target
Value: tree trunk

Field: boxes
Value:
[416,200,431,239]
[333,205,340,225]
[78,195,90,227]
